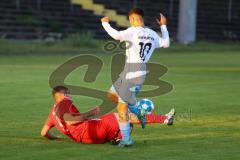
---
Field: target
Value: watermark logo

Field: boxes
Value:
[175,108,192,121]
[49,41,173,116]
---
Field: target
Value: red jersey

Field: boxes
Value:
[46,98,120,143]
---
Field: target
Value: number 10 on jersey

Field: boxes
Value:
[139,42,152,62]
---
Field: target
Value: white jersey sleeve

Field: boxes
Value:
[102,22,133,41]
[119,28,133,41]
[154,25,170,48]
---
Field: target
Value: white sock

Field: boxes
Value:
[119,122,131,142]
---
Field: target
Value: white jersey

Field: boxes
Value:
[102,22,170,81]
[102,22,170,64]
[120,27,161,63]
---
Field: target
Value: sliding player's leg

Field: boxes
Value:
[129,108,176,125]
[164,108,176,125]
[129,112,166,124]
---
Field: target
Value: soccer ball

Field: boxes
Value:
[137,98,155,114]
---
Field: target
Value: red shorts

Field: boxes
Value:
[69,113,120,144]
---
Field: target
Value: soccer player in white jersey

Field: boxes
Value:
[101,8,170,147]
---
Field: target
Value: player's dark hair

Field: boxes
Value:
[52,86,69,96]
[128,8,144,17]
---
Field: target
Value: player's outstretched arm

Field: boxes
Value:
[41,118,60,140]
[101,17,121,40]
[156,13,170,48]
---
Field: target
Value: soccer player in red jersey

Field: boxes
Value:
[41,86,175,144]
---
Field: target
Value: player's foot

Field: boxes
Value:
[111,138,121,145]
[137,107,147,129]
[165,108,175,125]
[118,138,133,147]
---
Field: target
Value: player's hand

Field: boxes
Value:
[101,16,110,23]
[91,106,101,115]
[48,134,62,140]
[54,135,62,140]
[156,13,167,26]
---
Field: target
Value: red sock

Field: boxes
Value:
[146,114,167,124]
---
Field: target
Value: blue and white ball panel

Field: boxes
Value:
[137,98,155,114]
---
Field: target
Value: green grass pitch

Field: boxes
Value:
[0,43,240,160]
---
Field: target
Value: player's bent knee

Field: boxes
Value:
[107,91,119,103]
